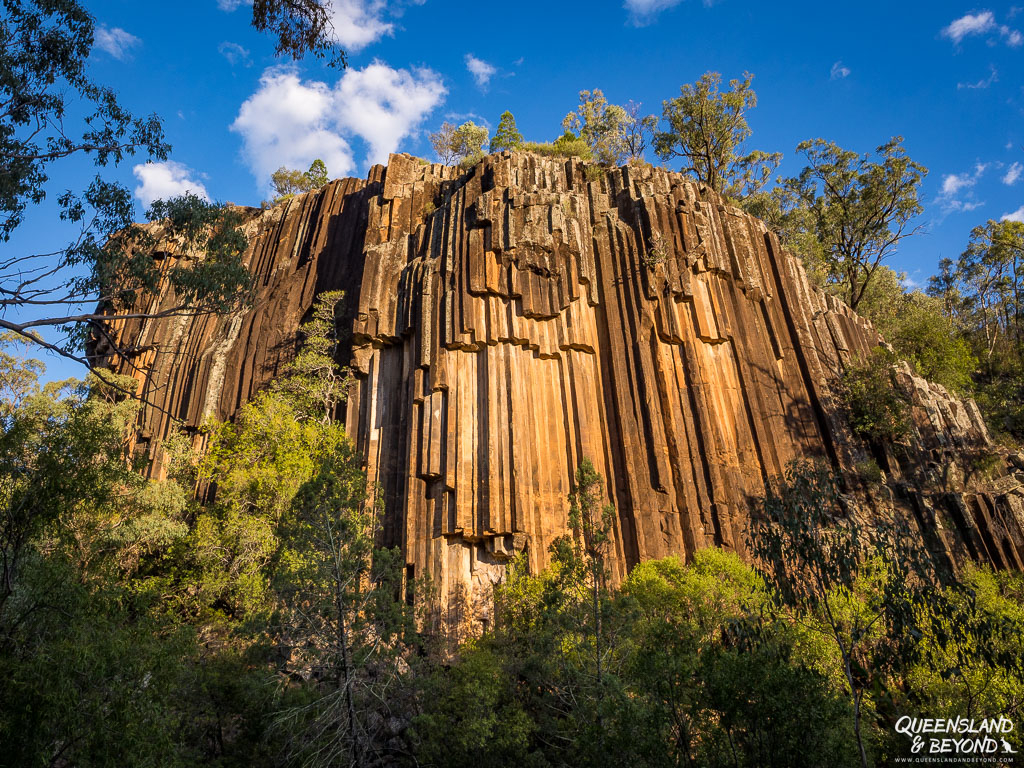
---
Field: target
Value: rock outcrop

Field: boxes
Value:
[92,152,1024,624]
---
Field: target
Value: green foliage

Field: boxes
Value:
[430,121,489,166]
[780,137,927,310]
[857,267,976,394]
[925,220,1024,441]
[5,323,1023,768]
[836,349,911,443]
[490,110,523,152]
[274,289,349,422]
[189,292,352,622]
[0,342,197,766]
[0,0,253,363]
[419,547,861,768]
[741,185,830,283]
[270,158,331,203]
[641,231,668,268]
[653,71,781,199]
[519,131,594,161]
[745,461,1024,763]
[250,0,345,66]
[854,457,884,484]
[560,91,657,166]
[563,88,632,165]
[0,0,168,241]
[271,437,413,767]
[894,565,1024,752]
[411,643,538,768]
[749,461,943,768]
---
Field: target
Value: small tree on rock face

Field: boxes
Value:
[429,122,460,165]
[562,89,631,166]
[273,437,411,768]
[275,290,348,424]
[489,111,523,152]
[304,158,329,187]
[453,121,489,166]
[566,458,616,747]
[654,71,782,199]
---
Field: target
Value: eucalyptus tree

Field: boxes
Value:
[653,72,782,199]
[1,0,343,373]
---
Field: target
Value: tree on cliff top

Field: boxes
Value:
[562,89,632,166]
[429,121,490,166]
[653,72,782,199]
[0,0,346,381]
[562,90,656,166]
[270,158,331,204]
[490,111,523,153]
[781,137,927,311]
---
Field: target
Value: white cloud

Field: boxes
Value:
[941,10,1023,47]
[830,61,850,80]
[94,25,141,60]
[334,61,447,165]
[231,62,445,186]
[218,41,252,67]
[465,54,497,89]
[444,111,489,127]
[1004,162,1023,185]
[941,172,975,196]
[942,11,996,43]
[958,66,998,89]
[330,0,394,51]
[133,161,210,207]
[216,0,250,11]
[901,273,923,291]
[1002,205,1024,222]
[231,68,356,185]
[937,163,988,214]
[625,0,709,25]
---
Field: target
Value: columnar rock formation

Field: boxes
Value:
[93,152,1024,623]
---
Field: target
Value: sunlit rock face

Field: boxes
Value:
[94,152,1024,626]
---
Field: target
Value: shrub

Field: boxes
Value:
[641,231,668,268]
[519,131,594,162]
[854,457,883,484]
[836,349,911,443]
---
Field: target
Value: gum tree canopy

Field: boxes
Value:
[0,0,342,372]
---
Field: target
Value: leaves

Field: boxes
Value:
[782,137,927,310]
[490,111,524,153]
[430,121,490,166]
[836,349,912,444]
[270,158,331,203]
[653,72,781,199]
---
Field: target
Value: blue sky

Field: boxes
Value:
[11,0,1024,376]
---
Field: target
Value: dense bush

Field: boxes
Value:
[836,349,911,443]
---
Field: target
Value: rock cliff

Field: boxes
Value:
[92,152,1024,624]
